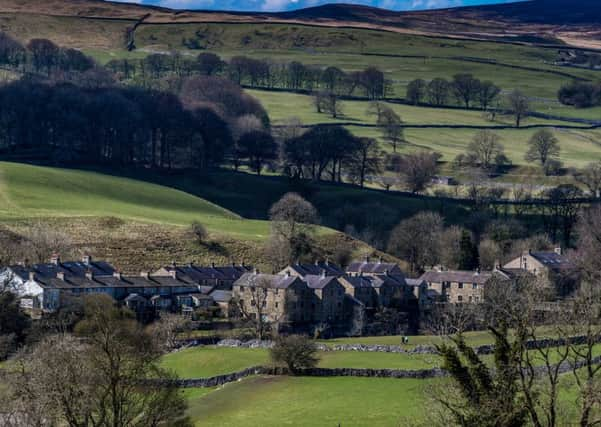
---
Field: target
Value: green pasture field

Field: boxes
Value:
[161,346,441,379]
[0,162,272,240]
[185,376,434,426]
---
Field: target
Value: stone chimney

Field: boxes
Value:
[378,256,383,264]
[56,272,65,280]
[253,268,259,275]
[85,270,93,280]
[50,253,60,265]
[554,246,562,255]
[28,271,35,281]
[320,269,326,279]
[140,271,149,279]
[171,260,177,268]
[169,270,177,279]
[211,262,216,268]
[82,255,92,265]
[113,271,122,280]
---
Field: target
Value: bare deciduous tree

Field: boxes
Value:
[387,211,443,274]
[508,90,530,128]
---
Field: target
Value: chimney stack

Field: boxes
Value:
[28,271,35,281]
[82,255,91,265]
[554,246,562,256]
[321,269,326,279]
[169,270,177,279]
[56,272,65,280]
[140,271,149,279]
[50,254,60,265]
[85,270,93,280]
[113,271,122,280]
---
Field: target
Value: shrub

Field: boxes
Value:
[190,221,208,244]
[270,335,319,375]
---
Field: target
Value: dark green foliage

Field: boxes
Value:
[458,230,479,270]
[0,291,31,359]
[437,326,528,427]
[270,334,320,374]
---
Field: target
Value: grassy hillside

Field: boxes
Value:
[133,22,598,101]
[0,162,273,239]
[0,162,400,271]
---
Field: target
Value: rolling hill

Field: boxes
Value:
[0,0,599,48]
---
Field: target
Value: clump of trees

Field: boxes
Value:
[0,34,96,76]
[406,74,501,110]
[454,130,509,172]
[558,81,601,108]
[0,74,271,172]
[282,124,381,185]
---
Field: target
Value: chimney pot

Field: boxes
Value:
[140,271,149,279]
[56,272,65,280]
[113,271,122,280]
[169,270,177,279]
[28,271,35,281]
[554,246,562,255]
[85,271,93,280]
[50,254,60,265]
[82,255,91,265]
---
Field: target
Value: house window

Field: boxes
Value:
[469,296,473,303]
[261,301,266,308]
[275,302,279,308]
[457,295,463,302]
[458,283,463,289]
[473,283,478,289]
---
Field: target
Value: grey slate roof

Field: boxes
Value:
[530,252,574,271]
[405,278,426,287]
[340,275,375,289]
[287,262,344,277]
[420,270,493,285]
[303,275,340,290]
[346,260,404,275]
[234,273,301,289]
[210,290,232,303]
[10,260,116,281]
[158,263,252,283]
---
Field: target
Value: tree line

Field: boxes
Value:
[106,52,391,99]
[0,32,97,76]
